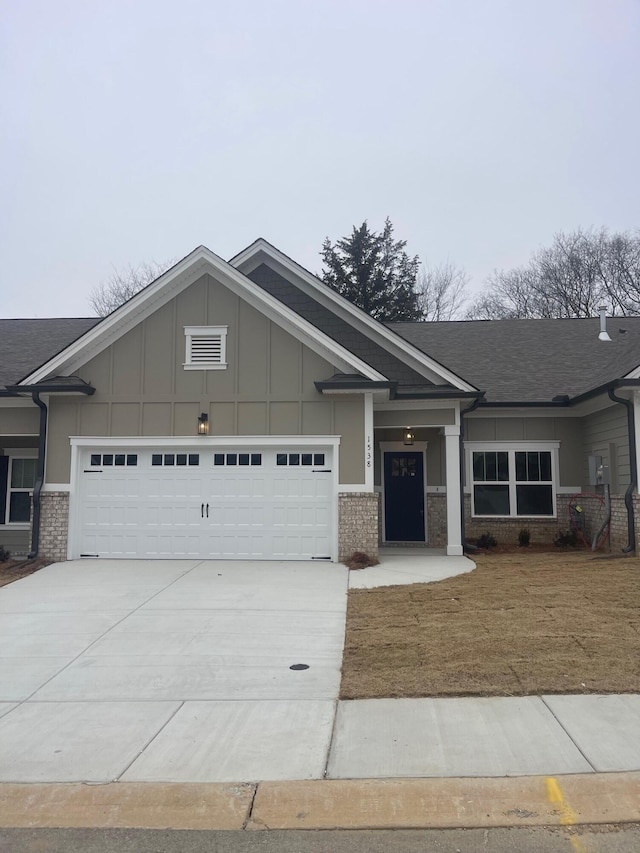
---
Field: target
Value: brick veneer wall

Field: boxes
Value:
[339,492,379,561]
[37,492,69,562]
[609,493,640,553]
[462,494,560,546]
[426,494,447,546]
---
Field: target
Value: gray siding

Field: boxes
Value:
[465,416,583,486]
[581,405,630,490]
[45,273,366,485]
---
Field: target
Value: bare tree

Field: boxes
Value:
[417,262,469,320]
[88,260,173,317]
[467,228,640,320]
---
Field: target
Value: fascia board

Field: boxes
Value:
[230,239,478,392]
[21,246,387,385]
[624,364,640,379]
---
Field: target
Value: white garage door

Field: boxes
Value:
[74,446,335,560]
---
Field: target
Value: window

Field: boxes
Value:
[468,444,557,517]
[5,457,37,524]
[213,453,262,466]
[184,326,228,370]
[277,453,325,466]
[151,453,199,466]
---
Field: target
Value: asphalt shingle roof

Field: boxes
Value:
[0,318,99,390]
[389,317,640,403]
[247,263,430,385]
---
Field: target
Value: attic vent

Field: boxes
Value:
[184,326,228,370]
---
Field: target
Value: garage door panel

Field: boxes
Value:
[76,447,335,560]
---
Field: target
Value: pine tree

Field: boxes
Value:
[321,218,422,321]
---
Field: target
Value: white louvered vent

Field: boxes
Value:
[184,326,228,370]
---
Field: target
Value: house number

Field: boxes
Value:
[366,434,372,468]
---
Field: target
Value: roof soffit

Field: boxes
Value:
[20,247,387,385]
[230,239,478,392]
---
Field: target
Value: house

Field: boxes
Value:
[1,238,640,563]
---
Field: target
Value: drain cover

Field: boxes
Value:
[289,663,310,671]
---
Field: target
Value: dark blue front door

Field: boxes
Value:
[383,451,425,542]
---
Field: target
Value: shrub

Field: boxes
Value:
[344,551,380,570]
[554,529,579,548]
[518,528,531,547]
[0,545,11,562]
[476,532,498,550]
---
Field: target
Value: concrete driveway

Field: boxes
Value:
[0,559,348,783]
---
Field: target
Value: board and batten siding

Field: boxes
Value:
[464,416,583,486]
[44,272,365,486]
[581,405,629,491]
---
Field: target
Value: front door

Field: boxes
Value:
[383,451,425,541]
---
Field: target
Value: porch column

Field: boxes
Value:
[444,425,463,556]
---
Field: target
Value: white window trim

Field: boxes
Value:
[465,441,559,519]
[3,449,38,529]
[183,325,228,370]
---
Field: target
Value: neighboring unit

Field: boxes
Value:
[2,240,640,562]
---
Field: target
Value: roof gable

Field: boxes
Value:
[230,239,478,392]
[19,246,388,386]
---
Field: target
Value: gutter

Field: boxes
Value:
[607,388,637,553]
[29,392,48,559]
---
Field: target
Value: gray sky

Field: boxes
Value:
[1,0,639,318]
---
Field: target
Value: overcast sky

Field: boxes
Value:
[1,0,639,318]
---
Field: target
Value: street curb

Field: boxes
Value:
[1,773,639,831]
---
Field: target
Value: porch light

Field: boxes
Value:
[403,428,414,446]
[197,413,209,435]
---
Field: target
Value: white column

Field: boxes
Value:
[364,392,374,491]
[444,424,463,556]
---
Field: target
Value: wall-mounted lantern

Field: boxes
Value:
[197,413,209,435]
[403,428,414,446]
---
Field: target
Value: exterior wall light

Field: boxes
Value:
[403,428,414,446]
[197,413,209,435]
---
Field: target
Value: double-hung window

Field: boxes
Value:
[467,443,558,517]
[2,454,37,525]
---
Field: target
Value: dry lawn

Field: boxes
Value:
[341,551,640,699]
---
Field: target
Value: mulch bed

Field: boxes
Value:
[0,558,52,588]
[341,550,640,699]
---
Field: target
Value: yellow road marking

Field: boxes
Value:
[545,776,586,853]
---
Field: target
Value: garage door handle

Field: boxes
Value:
[206,503,209,518]
[201,503,204,518]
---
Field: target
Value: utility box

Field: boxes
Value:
[588,455,609,486]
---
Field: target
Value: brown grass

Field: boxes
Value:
[340,551,640,699]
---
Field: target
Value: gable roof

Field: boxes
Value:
[0,318,99,391]
[389,317,640,404]
[230,238,478,393]
[16,246,389,387]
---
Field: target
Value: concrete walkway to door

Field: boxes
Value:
[0,559,347,783]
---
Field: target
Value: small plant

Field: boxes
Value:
[518,528,531,547]
[554,529,579,548]
[0,545,11,563]
[476,532,498,550]
[344,551,380,571]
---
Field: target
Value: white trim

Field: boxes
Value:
[183,325,228,370]
[4,449,37,526]
[339,484,369,493]
[468,408,583,418]
[21,246,387,386]
[624,364,640,379]
[69,435,341,448]
[465,441,559,519]
[41,483,71,493]
[230,239,478,392]
[364,393,374,491]
[379,440,428,543]
[426,485,447,493]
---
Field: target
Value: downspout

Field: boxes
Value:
[459,397,482,552]
[28,391,48,559]
[608,388,637,553]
